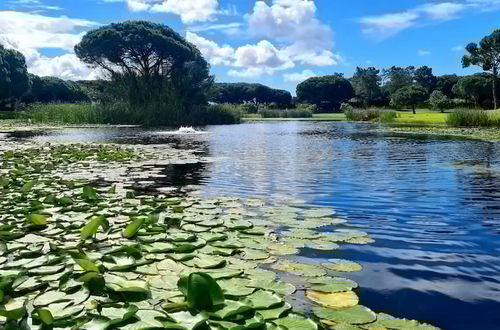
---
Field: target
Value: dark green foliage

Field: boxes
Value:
[414,66,437,93]
[208,83,292,105]
[382,66,415,95]
[24,75,89,103]
[0,44,30,110]
[463,30,500,108]
[296,74,353,111]
[452,75,492,107]
[436,75,460,98]
[351,67,383,107]
[390,85,428,114]
[429,90,449,112]
[75,20,212,125]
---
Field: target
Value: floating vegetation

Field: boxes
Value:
[0,142,438,329]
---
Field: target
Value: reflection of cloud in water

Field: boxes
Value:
[354,262,500,303]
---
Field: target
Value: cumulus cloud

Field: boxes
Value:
[187,0,341,78]
[248,0,339,68]
[185,32,234,65]
[0,11,99,80]
[360,1,500,39]
[283,69,317,83]
[124,0,220,23]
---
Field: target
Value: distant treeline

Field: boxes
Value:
[1,24,499,124]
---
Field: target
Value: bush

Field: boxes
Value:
[446,109,500,127]
[379,111,398,123]
[342,103,397,122]
[259,108,313,118]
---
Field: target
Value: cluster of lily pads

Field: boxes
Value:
[0,144,438,329]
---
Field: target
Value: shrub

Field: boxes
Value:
[446,109,500,127]
[259,108,313,118]
[342,103,397,122]
[379,111,398,123]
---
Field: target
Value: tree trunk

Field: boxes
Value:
[493,67,498,110]
[412,105,416,115]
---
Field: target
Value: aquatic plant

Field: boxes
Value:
[0,143,438,329]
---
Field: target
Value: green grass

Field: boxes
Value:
[395,112,448,125]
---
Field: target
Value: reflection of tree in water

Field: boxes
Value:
[128,135,211,197]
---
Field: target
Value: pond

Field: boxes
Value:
[6,121,500,330]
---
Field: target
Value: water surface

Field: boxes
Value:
[6,122,500,330]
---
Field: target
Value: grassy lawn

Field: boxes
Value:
[243,111,448,123]
[395,111,448,125]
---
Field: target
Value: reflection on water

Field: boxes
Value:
[5,122,500,330]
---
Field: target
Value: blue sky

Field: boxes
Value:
[1,0,499,93]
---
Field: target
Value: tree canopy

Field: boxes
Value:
[75,20,212,124]
[296,74,353,111]
[463,29,500,109]
[435,75,460,98]
[390,85,428,114]
[452,74,492,107]
[0,44,30,110]
[23,75,89,103]
[429,90,449,113]
[351,67,383,106]
[414,66,437,93]
[208,83,292,105]
[382,66,415,95]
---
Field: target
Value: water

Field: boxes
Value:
[5,122,500,329]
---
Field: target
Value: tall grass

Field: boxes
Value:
[25,103,241,125]
[342,104,397,122]
[446,109,500,127]
[259,108,313,118]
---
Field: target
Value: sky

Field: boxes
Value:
[1,0,499,93]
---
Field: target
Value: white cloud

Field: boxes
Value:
[452,45,464,52]
[283,69,317,83]
[420,2,465,20]
[0,11,99,80]
[185,32,234,65]
[248,0,338,66]
[418,49,431,56]
[361,1,500,38]
[360,12,419,39]
[124,0,219,23]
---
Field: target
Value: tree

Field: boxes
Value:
[296,74,353,112]
[75,20,211,123]
[208,83,292,104]
[462,30,500,109]
[414,66,437,93]
[452,75,492,108]
[429,90,449,113]
[25,76,89,103]
[436,75,460,98]
[351,67,382,107]
[390,85,428,114]
[0,44,30,110]
[382,66,415,95]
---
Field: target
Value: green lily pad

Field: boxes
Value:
[313,305,376,325]
[321,259,363,272]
